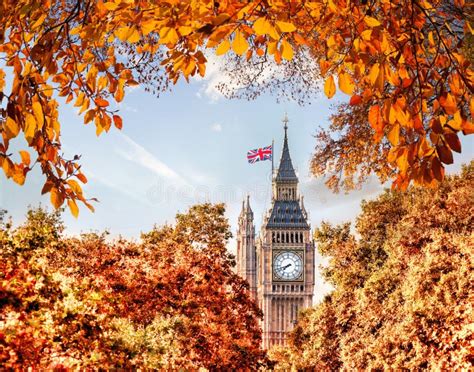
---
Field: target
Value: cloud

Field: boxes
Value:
[115,132,187,185]
[211,123,222,132]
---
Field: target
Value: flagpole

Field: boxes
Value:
[271,138,274,178]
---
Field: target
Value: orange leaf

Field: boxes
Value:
[324,75,336,99]
[276,21,296,33]
[387,124,400,146]
[232,30,249,55]
[50,187,64,209]
[95,98,109,107]
[368,105,383,131]
[338,72,355,95]
[5,117,20,138]
[113,115,123,129]
[440,93,457,115]
[77,173,88,184]
[216,39,230,55]
[19,151,30,166]
[349,95,362,105]
[281,40,293,61]
[32,101,44,129]
[67,199,79,218]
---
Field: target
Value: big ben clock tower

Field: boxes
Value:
[237,115,315,348]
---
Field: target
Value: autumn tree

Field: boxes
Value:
[1,203,266,369]
[271,161,474,370]
[0,0,472,213]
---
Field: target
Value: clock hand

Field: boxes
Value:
[280,263,292,271]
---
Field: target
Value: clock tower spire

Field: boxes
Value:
[253,115,315,348]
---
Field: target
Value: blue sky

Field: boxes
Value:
[1,58,473,300]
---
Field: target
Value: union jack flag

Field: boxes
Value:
[247,145,273,164]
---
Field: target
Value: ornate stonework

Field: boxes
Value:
[236,118,315,349]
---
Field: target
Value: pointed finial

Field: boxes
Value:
[282,112,289,135]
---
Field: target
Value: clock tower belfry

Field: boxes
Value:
[237,115,315,349]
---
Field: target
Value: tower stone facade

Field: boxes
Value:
[237,118,315,349]
[236,195,257,300]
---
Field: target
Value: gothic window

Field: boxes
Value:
[300,232,303,242]
[286,232,289,243]
[291,233,294,243]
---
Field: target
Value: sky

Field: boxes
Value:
[1,57,473,302]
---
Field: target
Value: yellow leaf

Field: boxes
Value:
[440,93,457,115]
[141,20,158,36]
[338,72,355,95]
[2,158,13,178]
[5,117,20,138]
[127,28,140,43]
[74,91,85,107]
[12,167,26,185]
[32,101,44,129]
[115,26,132,42]
[324,75,336,99]
[364,16,381,27]
[178,26,193,36]
[216,39,230,55]
[232,30,249,56]
[50,187,64,209]
[103,2,118,10]
[276,21,296,33]
[360,29,372,41]
[368,63,380,85]
[281,40,293,61]
[19,151,30,166]
[67,179,83,195]
[254,17,272,36]
[25,113,37,143]
[68,199,79,218]
[388,123,400,146]
[84,109,96,124]
[159,27,179,45]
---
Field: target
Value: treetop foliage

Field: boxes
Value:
[0,0,472,213]
[0,203,266,369]
[270,161,474,370]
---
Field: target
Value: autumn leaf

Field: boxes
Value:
[349,95,362,105]
[67,199,79,218]
[364,16,381,27]
[113,115,123,130]
[387,123,400,146]
[19,150,31,166]
[324,76,336,99]
[159,27,179,45]
[50,187,64,209]
[95,98,109,107]
[32,101,44,129]
[338,72,355,95]
[24,114,37,143]
[276,21,296,33]
[254,17,272,36]
[281,40,293,61]
[216,39,230,55]
[5,117,20,138]
[232,30,248,55]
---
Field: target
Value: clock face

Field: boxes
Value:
[274,251,303,281]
